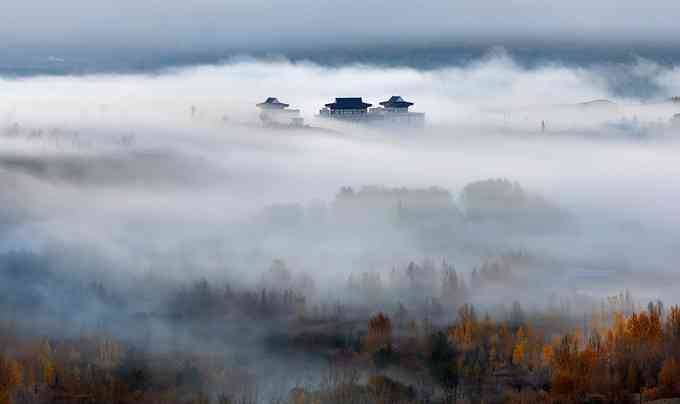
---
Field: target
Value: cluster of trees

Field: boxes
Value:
[2,282,680,404]
[168,259,316,321]
[468,252,555,294]
[338,299,680,403]
[1,122,136,150]
[332,182,565,231]
[470,257,514,289]
[460,179,568,229]
[347,259,467,312]
[335,186,454,209]
[0,329,259,404]
[169,278,306,320]
[2,250,679,404]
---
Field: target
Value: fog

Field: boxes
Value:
[1,54,680,396]
[1,54,679,274]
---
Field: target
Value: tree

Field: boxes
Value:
[667,305,680,339]
[512,326,527,367]
[512,343,525,367]
[118,353,152,392]
[461,346,489,402]
[441,265,462,306]
[551,369,575,396]
[470,268,481,290]
[0,356,23,404]
[427,331,459,403]
[372,344,397,371]
[5,360,22,388]
[394,302,408,328]
[659,358,680,397]
[510,301,524,325]
[176,361,203,391]
[627,363,640,393]
[541,344,554,369]
[39,354,55,385]
[365,313,392,354]
[449,304,478,351]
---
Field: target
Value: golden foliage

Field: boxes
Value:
[541,344,554,368]
[551,369,575,395]
[365,312,392,353]
[659,358,680,396]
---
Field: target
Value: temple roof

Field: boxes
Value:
[257,97,290,109]
[325,97,372,110]
[379,96,414,108]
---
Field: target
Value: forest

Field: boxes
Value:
[1,248,679,403]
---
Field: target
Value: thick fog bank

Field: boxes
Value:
[0,57,679,347]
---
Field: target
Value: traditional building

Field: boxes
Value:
[371,96,425,128]
[319,96,424,127]
[318,97,373,120]
[671,113,680,128]
[379,96,414,112]
[256,97,304,127]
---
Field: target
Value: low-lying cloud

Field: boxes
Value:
[1,55,680,315]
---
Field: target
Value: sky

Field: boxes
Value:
[2,0,680,55]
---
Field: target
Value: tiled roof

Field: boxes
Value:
[379,96,414,108]
[257,97,290,108]
[325,97,372,110]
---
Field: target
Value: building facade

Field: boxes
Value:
[671,113,680,128]
[319,96,424,128]
[371,96,425,128]
[256,97,304,127]
[318,97,373,120]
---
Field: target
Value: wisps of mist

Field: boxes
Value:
[1,54,680,393]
